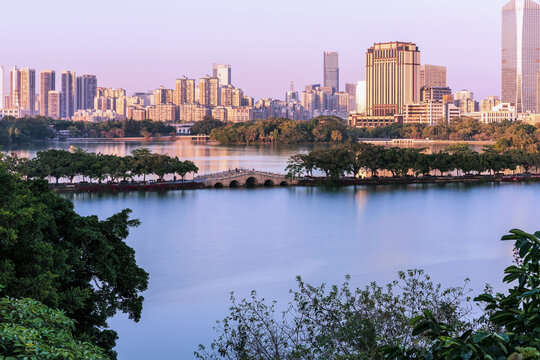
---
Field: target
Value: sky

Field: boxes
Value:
[1,0,508,101]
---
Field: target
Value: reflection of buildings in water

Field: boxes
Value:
[354,189,368,215]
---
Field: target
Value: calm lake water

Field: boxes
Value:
[13,140,539,359]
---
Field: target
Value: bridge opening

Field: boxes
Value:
[280,181,289,187]
[214,182,224,189]
[264,180,275,187]
[245,177,258,187]
[229,180,240,188]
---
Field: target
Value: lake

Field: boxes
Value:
[13,140,539,359]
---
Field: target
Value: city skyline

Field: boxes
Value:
[1,0,508,101]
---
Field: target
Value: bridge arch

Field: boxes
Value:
[229,180,240,188]
[264,179,275,187]
[279,181,289,186]
[245,177,258,187]
[214,182,224,189]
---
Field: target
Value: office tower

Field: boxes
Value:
[212,64,231,86]
[323,51,339,93]
[366,42,420,116]
[76,74,97,110]
[9,67,21,109]
[419,65,447,88]
[61,71,76,118]
[175,77,196,104]
[198,76,220,106]
[19,68,36,114]
[345,83,357,112]
[40,70,55,116]
[48,91,61,118]
[502,0,540,113]
[0,66,3,109]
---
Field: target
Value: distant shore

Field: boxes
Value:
[360,138,496,146]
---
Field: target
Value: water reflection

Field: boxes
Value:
[64,183,538,359]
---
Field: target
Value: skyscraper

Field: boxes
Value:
[10,66,21,109]
[0,66,4,109]
[198,76,220,106]
[502,0,540,113]
[419,65,447,88]
[19,68,36,115]
[366,42,420,116]
[175,77,196,105]
[76,74,97,110]
[323,51,339,93]
[61,71,76,118]
[48,91,61,119]
[212,64,231,87]
[40,70,55,116]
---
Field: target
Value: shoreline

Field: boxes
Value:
[51,175,540,193]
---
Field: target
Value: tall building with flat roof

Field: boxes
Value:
[502,0,540,113]
[40,70,55,116]
[212,64,231,87]
[19,68,36,115]
[61,71,76,118]
[175,77,196,105]
[0,66,3,109]
[76,74,97,110]
[366,42,420,116]
[48,91,61,119]
[419,65,446,88]
[323,51,339,93]
[9,66,20,109]
[198,76,220,107]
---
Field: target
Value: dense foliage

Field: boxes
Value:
[0,116,55,146]
[191,118,226,135]
[198,229,540,359]
[210,117,352,144]
[0,294,109,359]
[2,148,199,183]
[353,118,540,151]
[286,143,540,180]
[0,164,149,358]
[0,116,177,147]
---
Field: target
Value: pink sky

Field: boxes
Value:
[1,0,507,101]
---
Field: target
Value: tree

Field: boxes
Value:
[191,118,226,135]
[0,294,109,359]
[0,165,149,358]
[196,270,474,360]
[381,229,540,360]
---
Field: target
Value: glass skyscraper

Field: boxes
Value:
[323,51,339,93]
[502,0,540,113]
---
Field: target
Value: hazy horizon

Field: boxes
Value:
[2,0,509,101]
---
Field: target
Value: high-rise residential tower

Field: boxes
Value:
[419,65,447,88]
[10,66,21,109]
[61,71,76,118]
[0,66,3,109]
[198,76,220,106]
[19,68,36,115]
[502,0,540,113]
[366,42,420,116]
[175,77,196,104]
[212,64,231,87]
[76,74,97,110]
[40,70,55,116]
[323,51,339,93]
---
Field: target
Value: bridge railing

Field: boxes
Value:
[194,168,287,181]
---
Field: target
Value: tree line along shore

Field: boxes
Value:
[1,115,539,150]
[2,142,540,193]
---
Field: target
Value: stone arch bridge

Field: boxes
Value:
[194,169,297,188]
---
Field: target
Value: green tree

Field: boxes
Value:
[0,294,109,359]
[0,165,149,358]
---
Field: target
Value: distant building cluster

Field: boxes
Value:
[0,0,538,127]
